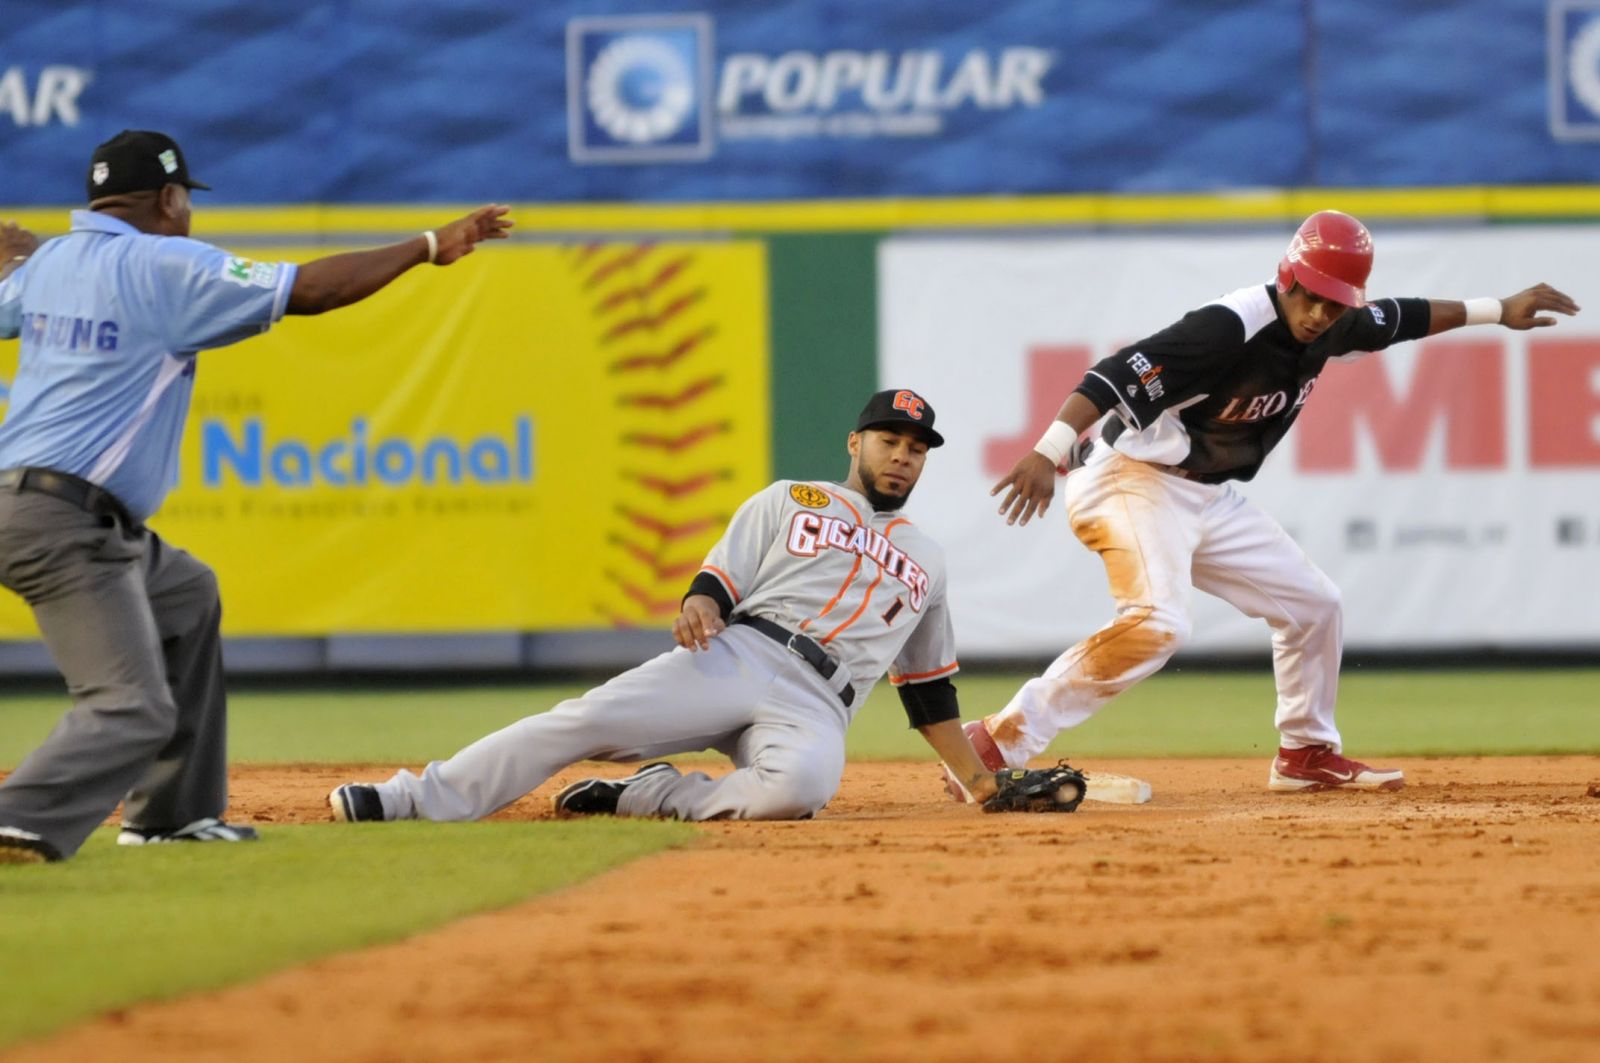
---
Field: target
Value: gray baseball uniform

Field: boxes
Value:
[376,479,958,822]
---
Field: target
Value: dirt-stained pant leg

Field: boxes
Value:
[379,627,843,822]
[0,494,225,856]
[988,452,1204,766]
[1189,485,1344,750]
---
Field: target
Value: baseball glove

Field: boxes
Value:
[982,762,1088,813]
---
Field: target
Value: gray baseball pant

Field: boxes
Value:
[0,491,229,857]
[378,626,854,822]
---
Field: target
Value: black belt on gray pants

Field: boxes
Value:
[731,614,855,707]
[0,467,139,529]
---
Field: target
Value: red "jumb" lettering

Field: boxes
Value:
[1297,342,1505,470]
[982,345,1093,476]
[1298,338,1600,470]
[1528,341,1600,467]
[988,338,1600,474]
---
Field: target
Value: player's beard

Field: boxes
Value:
[862,473,914,512]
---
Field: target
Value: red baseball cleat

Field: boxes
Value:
[1268,745,1405,792]
[963,719,1005,772]
[941,719,1008,802]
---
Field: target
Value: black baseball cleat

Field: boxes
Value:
[328,784,386,823]
[0,826,63,864]
[116,818,260,846]
[552,762,679,816]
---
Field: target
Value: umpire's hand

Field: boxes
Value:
[431,205,514,266]
[1,220,40,271]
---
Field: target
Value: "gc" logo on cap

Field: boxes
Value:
[892,390,925,420]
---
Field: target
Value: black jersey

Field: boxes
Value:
[1073,284,1432,483]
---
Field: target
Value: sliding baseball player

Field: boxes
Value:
[331,389,1084,825]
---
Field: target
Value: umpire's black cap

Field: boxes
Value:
[854,388,945,447]
[87,130,211,202]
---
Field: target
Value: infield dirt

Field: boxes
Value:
[7,756,1600,1063]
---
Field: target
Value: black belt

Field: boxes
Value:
[731,614,855,707]
[0,467,139,528]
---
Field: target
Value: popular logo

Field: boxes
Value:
[567,14,714,163]
[892,390,926,419]
[1550,1,1600,140]
[789,483,831,508]
[564,16,1055,163]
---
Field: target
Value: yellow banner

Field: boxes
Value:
[0,241,770,635]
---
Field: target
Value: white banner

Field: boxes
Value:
[880,228,1600,655]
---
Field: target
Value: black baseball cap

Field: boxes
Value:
[86,130,211,202]
[854,388,944,448]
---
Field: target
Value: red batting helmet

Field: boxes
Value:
[1276,210,1373,307]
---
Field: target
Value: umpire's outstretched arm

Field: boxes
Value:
[287,204,513,315]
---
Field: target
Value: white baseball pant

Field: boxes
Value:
[988,448,1345,764]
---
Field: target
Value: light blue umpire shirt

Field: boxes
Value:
[0,210,296,522]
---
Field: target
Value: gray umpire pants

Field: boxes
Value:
[0,490,228,858]
[379,626,856,822]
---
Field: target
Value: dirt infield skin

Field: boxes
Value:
[6,756,1600,1063]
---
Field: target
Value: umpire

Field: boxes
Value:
[0,130,512,863]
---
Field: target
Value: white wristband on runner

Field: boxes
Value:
[1463,297,1502,326]
[1033,421,1078,467]
[422,230,439,264]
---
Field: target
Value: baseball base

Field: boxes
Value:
[1082,771,1153,804]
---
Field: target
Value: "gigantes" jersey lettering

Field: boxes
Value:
[786,512,929,610]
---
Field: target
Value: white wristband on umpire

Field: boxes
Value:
[1033,420,1079,468]
[422,230,439,264]
[1463,297,1502,326]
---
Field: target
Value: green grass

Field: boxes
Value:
[0,667,1593,1048]
[3,669,1596,768]
[0,819,693,1049]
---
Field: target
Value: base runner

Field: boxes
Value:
[330,390,1084,825]
[976,211,1578,793]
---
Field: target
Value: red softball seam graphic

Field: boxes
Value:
[622,421,730,453]
[570,242,604,268]
[605,570,687,617]
[625,469,733,500]
[609,325,719,373]
[617,374,725,410]
[607,533,705,581]
[592,256,692,315]
[600,290,707,344]
[582,243,656,290]
[613,505,727,541]
[584,241,736,626]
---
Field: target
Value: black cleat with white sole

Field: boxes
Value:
[552,762,679,816]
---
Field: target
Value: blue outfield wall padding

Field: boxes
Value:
[3,1,1599,205]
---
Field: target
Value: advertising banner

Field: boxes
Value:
[880,228,1600,654]
[5,2,1600,204]
[0,240,771,636]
